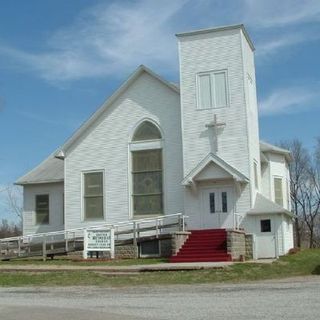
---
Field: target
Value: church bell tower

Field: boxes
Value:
[177,25,261,226]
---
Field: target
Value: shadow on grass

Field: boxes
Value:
[311,265,320,275]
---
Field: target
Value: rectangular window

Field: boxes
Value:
[260,219,271,232]
[222,192,228,213]
[197,70,228,109]
[254,161,258,189]
[35,194,49,225]
[83,171,104,220]
[274,177,283,206]
[132,149,163,215]
[140,240,160,257]
[209,192,215,213]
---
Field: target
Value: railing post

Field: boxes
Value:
[133,221,138,258]
[156,219,159,238]
[17,238,21,257]
[28,237,31,255]
[42,235,47,261]
[65,231,69,252]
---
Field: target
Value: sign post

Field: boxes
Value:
[83,228,114,259]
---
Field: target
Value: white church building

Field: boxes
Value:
[17,24,294,260]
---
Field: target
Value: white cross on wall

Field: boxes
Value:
[205,114,226,153]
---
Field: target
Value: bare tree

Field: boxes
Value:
[0,185,23,236]
[6,185,23,223]
[0,219,20,238]
[281,140,309,247]
[281,139,320,248]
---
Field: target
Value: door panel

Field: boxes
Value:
[200,187,233,229]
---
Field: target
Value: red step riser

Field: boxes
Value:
[183,246,226,250]
[169,229,230,263]
[185,239,226,243]
[183,242,226,247]
[179,248,226,253]
[190,229,226,232]
[171,254,231,258]
[189,234,227,237]
[170,258,232,263]
[187,237,227,241]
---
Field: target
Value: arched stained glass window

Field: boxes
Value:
[132,121,162,141]
[131,121,163,216]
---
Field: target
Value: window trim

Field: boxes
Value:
[131,149,164,217]
[260,219,271,233]
[81,170,105,221]
[273,176,284,207]
[196,69,229,110]
[35,194,50,225]
[254,160,259,190]
[128,119,165,219]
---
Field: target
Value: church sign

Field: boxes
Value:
[83,229,115,259]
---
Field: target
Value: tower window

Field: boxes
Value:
[197,70,228,109]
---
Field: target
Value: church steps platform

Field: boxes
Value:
[169,229,232,263]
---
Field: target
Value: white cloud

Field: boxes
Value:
[256,33,320,57]
[244,0,320,28]
[0,0,188,82]
[259,86,320,116]
[0,0,319,82]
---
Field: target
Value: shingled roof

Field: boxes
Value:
[248,193,293,217]
[15,154,64,185]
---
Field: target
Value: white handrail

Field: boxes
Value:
[0,213,184,243]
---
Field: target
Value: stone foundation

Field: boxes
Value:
[227,230,246,261]
[115,244,137,259]
[171,232,191,255]
[245,234,254,260]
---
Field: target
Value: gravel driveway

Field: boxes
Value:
[0,276,319,320]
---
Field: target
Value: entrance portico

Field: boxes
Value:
[182,152,249,230]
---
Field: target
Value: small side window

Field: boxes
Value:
[260,219,271,232]
[35,194,49,225]
[209,193,215,213]
[222,192,228,213]
[274,177,283,206]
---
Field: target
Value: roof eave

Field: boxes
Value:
[176,24,255,51]
[15,179,64,186]
[60,65,179,154]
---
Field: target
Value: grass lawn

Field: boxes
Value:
[0,257,167,266]
[0,249,319,287]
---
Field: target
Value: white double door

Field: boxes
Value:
[200,187,234,229]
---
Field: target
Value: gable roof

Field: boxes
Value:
[15,153,64,185]
[248,193,293,217]
[260,141,292,162]
[182,153,249,186]
[57,65,180,155]
[16,65,179,185]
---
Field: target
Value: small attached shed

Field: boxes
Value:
[246,193,294,259]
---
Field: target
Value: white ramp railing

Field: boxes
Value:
[0,213,187,261]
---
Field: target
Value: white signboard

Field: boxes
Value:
[83,229,114,259]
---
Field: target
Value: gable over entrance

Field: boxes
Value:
[182,153,249,186]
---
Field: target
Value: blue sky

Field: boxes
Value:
[0,0,319,221]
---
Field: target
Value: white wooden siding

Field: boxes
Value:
[64,71,184,230]
[240,29,261,208]
[23,182,64,236]
[178,27,256,222]
[267,153,290,210]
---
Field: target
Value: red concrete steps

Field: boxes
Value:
[169,229,232,263]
